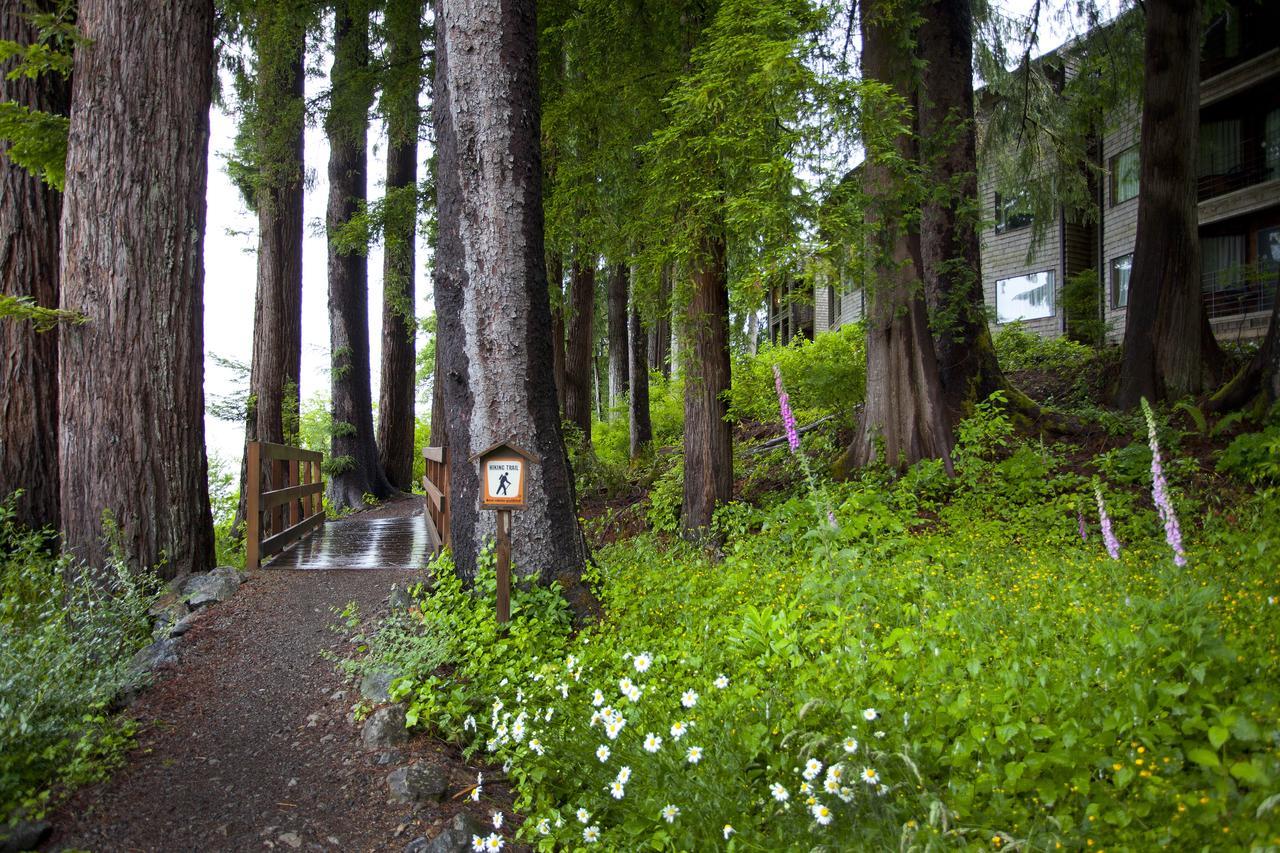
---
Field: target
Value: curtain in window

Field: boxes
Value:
[1201,235,1246,292]
[1199,120,1242,176]
[1111,254,1132,309]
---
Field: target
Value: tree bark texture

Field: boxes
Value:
[549,252,567,415]
[917,0,1007,422]
[432,0,588,599]
[840,0,954,474]
[0,0,68,531]
[377,0,424,492]
[564,253,595,440]
[328,0,393,510]
[648,263,672,378]
[57,0,216,577]
[680,234,733,541]
[628,274,652,458]
[1117,0,1220,406]
[234,4,306,535]
[607,262,629,410]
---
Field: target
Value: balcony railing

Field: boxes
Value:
[1203,265,1277,320]
[1197,134,1279,201]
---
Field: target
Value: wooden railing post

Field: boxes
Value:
[246,440,262,570]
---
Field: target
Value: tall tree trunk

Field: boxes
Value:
[1116,0,1221,406]
[607,262,629,411]
[327,0,392,510]
[58,0,216,577]
[839,0,954,475]
[549,252,568,415]
[377,0,424,492]
[648,263,671,378]
[234,4,306,535]
[680,233,733,541]
[427,341,447,446]
[563,253,595,442]
[917,0,1007,422]
[628,272,653,458]
[0,0,68,531]
[433,0,590,611]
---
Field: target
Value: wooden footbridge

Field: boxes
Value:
[244,441,450,571]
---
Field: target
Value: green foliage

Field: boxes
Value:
[0,294,84,331]
[0,498,156,823]
[1063,268,1106,347]
[297,391,333,456]
[208,452,245,569]
[1217,411,1280,486]
[993,322,1095,373]
[0,0,78,188]
[729,323,866,425]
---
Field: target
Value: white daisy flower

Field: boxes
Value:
[842,736,858,754]
[802,758,823,780]
[589,710,601,727]
[491,811,504,829]
[619,677,634,695]
[838,786,854,803]
[609,780,625,799]
[605,719,623,740]
[557,682,570,699]
[484,833,503,851]
[670,721,687,740]
[862,707,878,721]
[529,738,545,756]
[633,652,652,673]
[824,777,840,794]
[681,689,698,708]
[471,835,485,852]
[686,745,703,764]
[723,825,735,840]
[535,818,550,835]
[714,674,729,689]
[625,684,642,702]
[576,807,591,824]
[463,715,476,731]
[660,804,680,823]
[769,782,789,802]
[591,689,605,707]
[566,654,578,670]
[810,802,833,825]
[643,732,663,753]
[583,826,600,843]
[596,744,610,762]
[862,767,879,786]
[616,766,632,784]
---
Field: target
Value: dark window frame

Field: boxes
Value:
[1110,253,1133,309]
[994,191,1033,234]
[1110,146,1140,206]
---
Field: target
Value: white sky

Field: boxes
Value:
[198,0,1111,467]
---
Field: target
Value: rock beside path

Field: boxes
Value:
[361,705,408,749]
[360,669,402,703]
[405,812,484,853]
[184,566,242,610]
[0,820,50,853]
[387,763,449,806]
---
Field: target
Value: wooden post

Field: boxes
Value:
[246,441,261,570]
[495,509,511,624]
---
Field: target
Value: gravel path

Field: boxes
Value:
[46,504,510,852]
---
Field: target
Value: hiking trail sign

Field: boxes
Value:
[470,441,540,623]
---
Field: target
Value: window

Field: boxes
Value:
[1266,108,1280,182]
[1199,119,1243,177]
[1110,254,1133,309]
[826,285,842,330]
[1110,147,1139,204]
[994,191,1032,233]
[1202,234,1247,318]
[996,271,1055,324]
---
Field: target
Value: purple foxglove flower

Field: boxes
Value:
[1141,399,1187,567]
[1077,508,1088,542]
[1094,485,1121,560]
[772,364,800,453]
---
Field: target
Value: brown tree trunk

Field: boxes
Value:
[234,6,306,535]
[628,271,653,458]
[0,0,68,531]
[1116,0,1221,406]
[680,233,733,541]
[549,252,568,415]
[917,0,1007,422]
[376,0,424,492]
[564,253,595,441]
[327,0,393,511]
[1207,292,1280,414]
[58,0,216,577]
[649,263,672,378]
[607,262,629,411]
[432,0,589,610]
[427,341,447,447]
[839,0,954,475]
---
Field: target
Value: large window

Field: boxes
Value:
[1202,234,1247,318]
[994,191,1032,233]
[996,271,1055,323]
[1199,119,1243,177]
[1110,254,1133,309]
[1110,147,1139,204]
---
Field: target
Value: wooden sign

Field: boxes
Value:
[470,441,540,623]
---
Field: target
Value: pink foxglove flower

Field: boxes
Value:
[1141,399,1186,567]
[772,364,800,453]
[1094,485,1121,560]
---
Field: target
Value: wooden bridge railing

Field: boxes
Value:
[246,441,325,570]
[422,446,449,555]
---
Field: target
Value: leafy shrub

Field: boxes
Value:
[1217,410,1280,485]
[0,500,157,822]
[729,324,865,425]
[994,322,1095,373]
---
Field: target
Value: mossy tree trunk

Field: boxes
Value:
[564,253,596,442]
